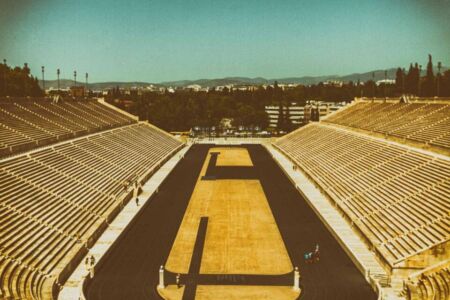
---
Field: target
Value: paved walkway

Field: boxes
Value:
[58,145,191,300]
[266,144,405,300]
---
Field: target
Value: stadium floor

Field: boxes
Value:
[85,144,376,300]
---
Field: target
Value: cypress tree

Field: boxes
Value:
[395,68,404,94]
[424,54,435,96]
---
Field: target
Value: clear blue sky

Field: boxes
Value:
[1,0,449,82]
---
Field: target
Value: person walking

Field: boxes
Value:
[89,255,96,278]
[132,181,138,199]
[90,254,96,266]
[84,256,90,272]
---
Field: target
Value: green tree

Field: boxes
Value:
[0,62,43,97]
[395,67,405,94]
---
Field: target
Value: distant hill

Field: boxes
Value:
[155,66,448,87]
[40,80,162,90]
[40,66,448,90]
[159,77,271,87]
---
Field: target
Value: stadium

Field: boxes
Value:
[0,95,448,300]
[1,1,450,300]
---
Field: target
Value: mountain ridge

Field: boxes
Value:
[40,66,448,90]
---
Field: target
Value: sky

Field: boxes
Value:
[1,0,449,82]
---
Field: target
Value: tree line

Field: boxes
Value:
[2,55,449,133]
[0,61,43,97]
[394,54,448,97]
[113,54,450,132]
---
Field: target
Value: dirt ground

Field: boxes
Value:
[214,147,253,166]
[166,148,291,276]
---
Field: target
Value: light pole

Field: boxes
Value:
[74,71,77,87]
[402,68,405,95]
[57,69,60,91]
[2,59,6,95]
[437,61,442,97]
[372,72,375,99]
[418,65,422,97]
[358,78,362,98]
[384,70,387,100]
[85,73,88,96]
[41,66,45,93]
[2,59,6,96]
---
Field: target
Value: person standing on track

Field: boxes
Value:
[315,244,320,262]
[304,252,311,263]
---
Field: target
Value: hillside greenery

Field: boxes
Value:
[0,62,43,97]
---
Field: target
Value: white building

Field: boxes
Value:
[323,80,344,87]
[376,79,396,86]
[186,84,202,92]
[265,101,347,128]
[265,103,305,128]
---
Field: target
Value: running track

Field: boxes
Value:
[85,145,376,300]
